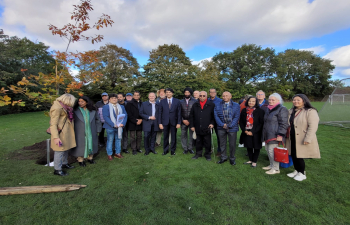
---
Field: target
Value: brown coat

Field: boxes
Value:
[286,108,320,158]
[50,101,76,151]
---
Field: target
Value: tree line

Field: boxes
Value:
[0,37,337,115]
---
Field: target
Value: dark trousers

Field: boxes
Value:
[214,125,221,153]
[144,125,157,153]
[291,126,305,174]
[99,125,105,144]
[218,130,237,161]
[130,130,142,151]
[122,128,129,150]
[195,133,212,159]
[163,124,177,153]
[247,148,261,163]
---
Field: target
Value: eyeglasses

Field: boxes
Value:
[257,94,264,96]
[199,95,206,97]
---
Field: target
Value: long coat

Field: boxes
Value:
[139,101,160,132]
[190,101,215,135]
[239,107,265,149]
[126,99,143,131]
[158,97,182,126]
[70,109,102,157]
[286,108,320,158]
[262,104,289,144]
[50,101,76,151]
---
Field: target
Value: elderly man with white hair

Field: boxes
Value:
[256,90,268,111]
[262,93,289,175]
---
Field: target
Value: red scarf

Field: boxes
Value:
[245,107,255,129]
[200,99,207,109]
[59,101,74,122]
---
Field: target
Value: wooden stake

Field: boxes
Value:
[0,184,87,196]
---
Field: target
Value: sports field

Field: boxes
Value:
[0,102,349,224]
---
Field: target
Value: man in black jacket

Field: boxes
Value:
[95,92,109,147]
[125,91,143,155]
[180,87,196,154]
[190,91,215,161]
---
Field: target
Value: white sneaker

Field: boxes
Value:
[265,169,280,175]
[287,170,298,178]
[262,166,271,170]
[294,172,307,181]
[238,144,244,147]
[262,142,265,146]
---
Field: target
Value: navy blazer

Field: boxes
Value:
[102,104,128,130]
[139,101,160,132]
[158,97,181,126]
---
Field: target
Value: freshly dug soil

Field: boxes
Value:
[9,138,106,165]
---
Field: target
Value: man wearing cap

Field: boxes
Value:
[158,88,181,155]
[180,87,196,154]
[125,93,133,102]
[95,92,109,147]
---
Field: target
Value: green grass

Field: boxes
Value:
[1,104,350,224]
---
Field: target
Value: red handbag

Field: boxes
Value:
[265,138,289,163]
[273,142,289,163]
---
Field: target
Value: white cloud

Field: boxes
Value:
[323,45,350,78]
[191,57,212,67]
[300,45,325,54]
[1,0,350,55]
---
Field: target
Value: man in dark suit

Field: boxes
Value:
[125,91,143,155]
[139,92,159,155]
[158,88,181,155]
[190,91,215,161]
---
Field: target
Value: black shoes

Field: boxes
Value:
[99,143,105,147]
[122,149,129,154]
[192,155,201,159]
[230,159,236,165]
[189,150,195,154]
[183,150,188,154]
[62,164,75,169]
[54,170,68,176]
[217,159,227,164]
[206,158,212,161]
[132,151,137,155]
[171,152,176,155]
[79,161,86,167]
[152,151,158,154]
[162,152,168,155]
[87,159,96,164]
[144,152,149,156]
[137,149,143,153]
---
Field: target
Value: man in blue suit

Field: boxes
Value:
[158,88,181,155]
[139,92,159,155]
[102,93,128,161]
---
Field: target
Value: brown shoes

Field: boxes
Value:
[108,155,113,161]
[114,153,124,159]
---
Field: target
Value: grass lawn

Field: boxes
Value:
[0,103,349,224]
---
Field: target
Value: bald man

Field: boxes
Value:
[214,91,240,165]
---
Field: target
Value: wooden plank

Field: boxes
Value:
[0,184,86,195]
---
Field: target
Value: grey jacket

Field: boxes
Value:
[262,104,289,144]
[71,109,102,157]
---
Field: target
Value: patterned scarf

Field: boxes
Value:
[245,107,255,130]
[79,107,93,158]
[59,101,74,122]
[223,101,233,124]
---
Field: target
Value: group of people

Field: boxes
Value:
[49,88,320,182]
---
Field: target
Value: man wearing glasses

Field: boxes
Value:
[256,90,268,111]
[190,91,215,161]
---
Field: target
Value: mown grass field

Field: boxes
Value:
[0,102,349,224]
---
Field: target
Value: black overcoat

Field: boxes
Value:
[189,101,215,135]
[126,99,143,131]
[239,107,265,149]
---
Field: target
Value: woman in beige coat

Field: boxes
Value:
[50,94,76,176]
[286,94,320,181]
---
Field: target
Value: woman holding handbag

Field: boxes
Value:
[50,93,76,176]
[239,96,265,168]
[286,94,320,181]
[71,96,102,167]
[262,93,289,175]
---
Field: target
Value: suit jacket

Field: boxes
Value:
[102,104,128,130]
[158,97,181,126]
[139,101,160,132]
[125,99,143,131]
[190,101,215,135]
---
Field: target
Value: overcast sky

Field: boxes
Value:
[1,0,350,79]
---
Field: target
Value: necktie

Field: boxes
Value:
[168,100,171,109]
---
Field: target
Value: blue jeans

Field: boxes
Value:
[106,129,122,156]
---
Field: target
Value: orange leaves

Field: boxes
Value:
[0,87,9,94]
[49,0,114,45]
[20,68,28,72]
[17,77,29,86]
